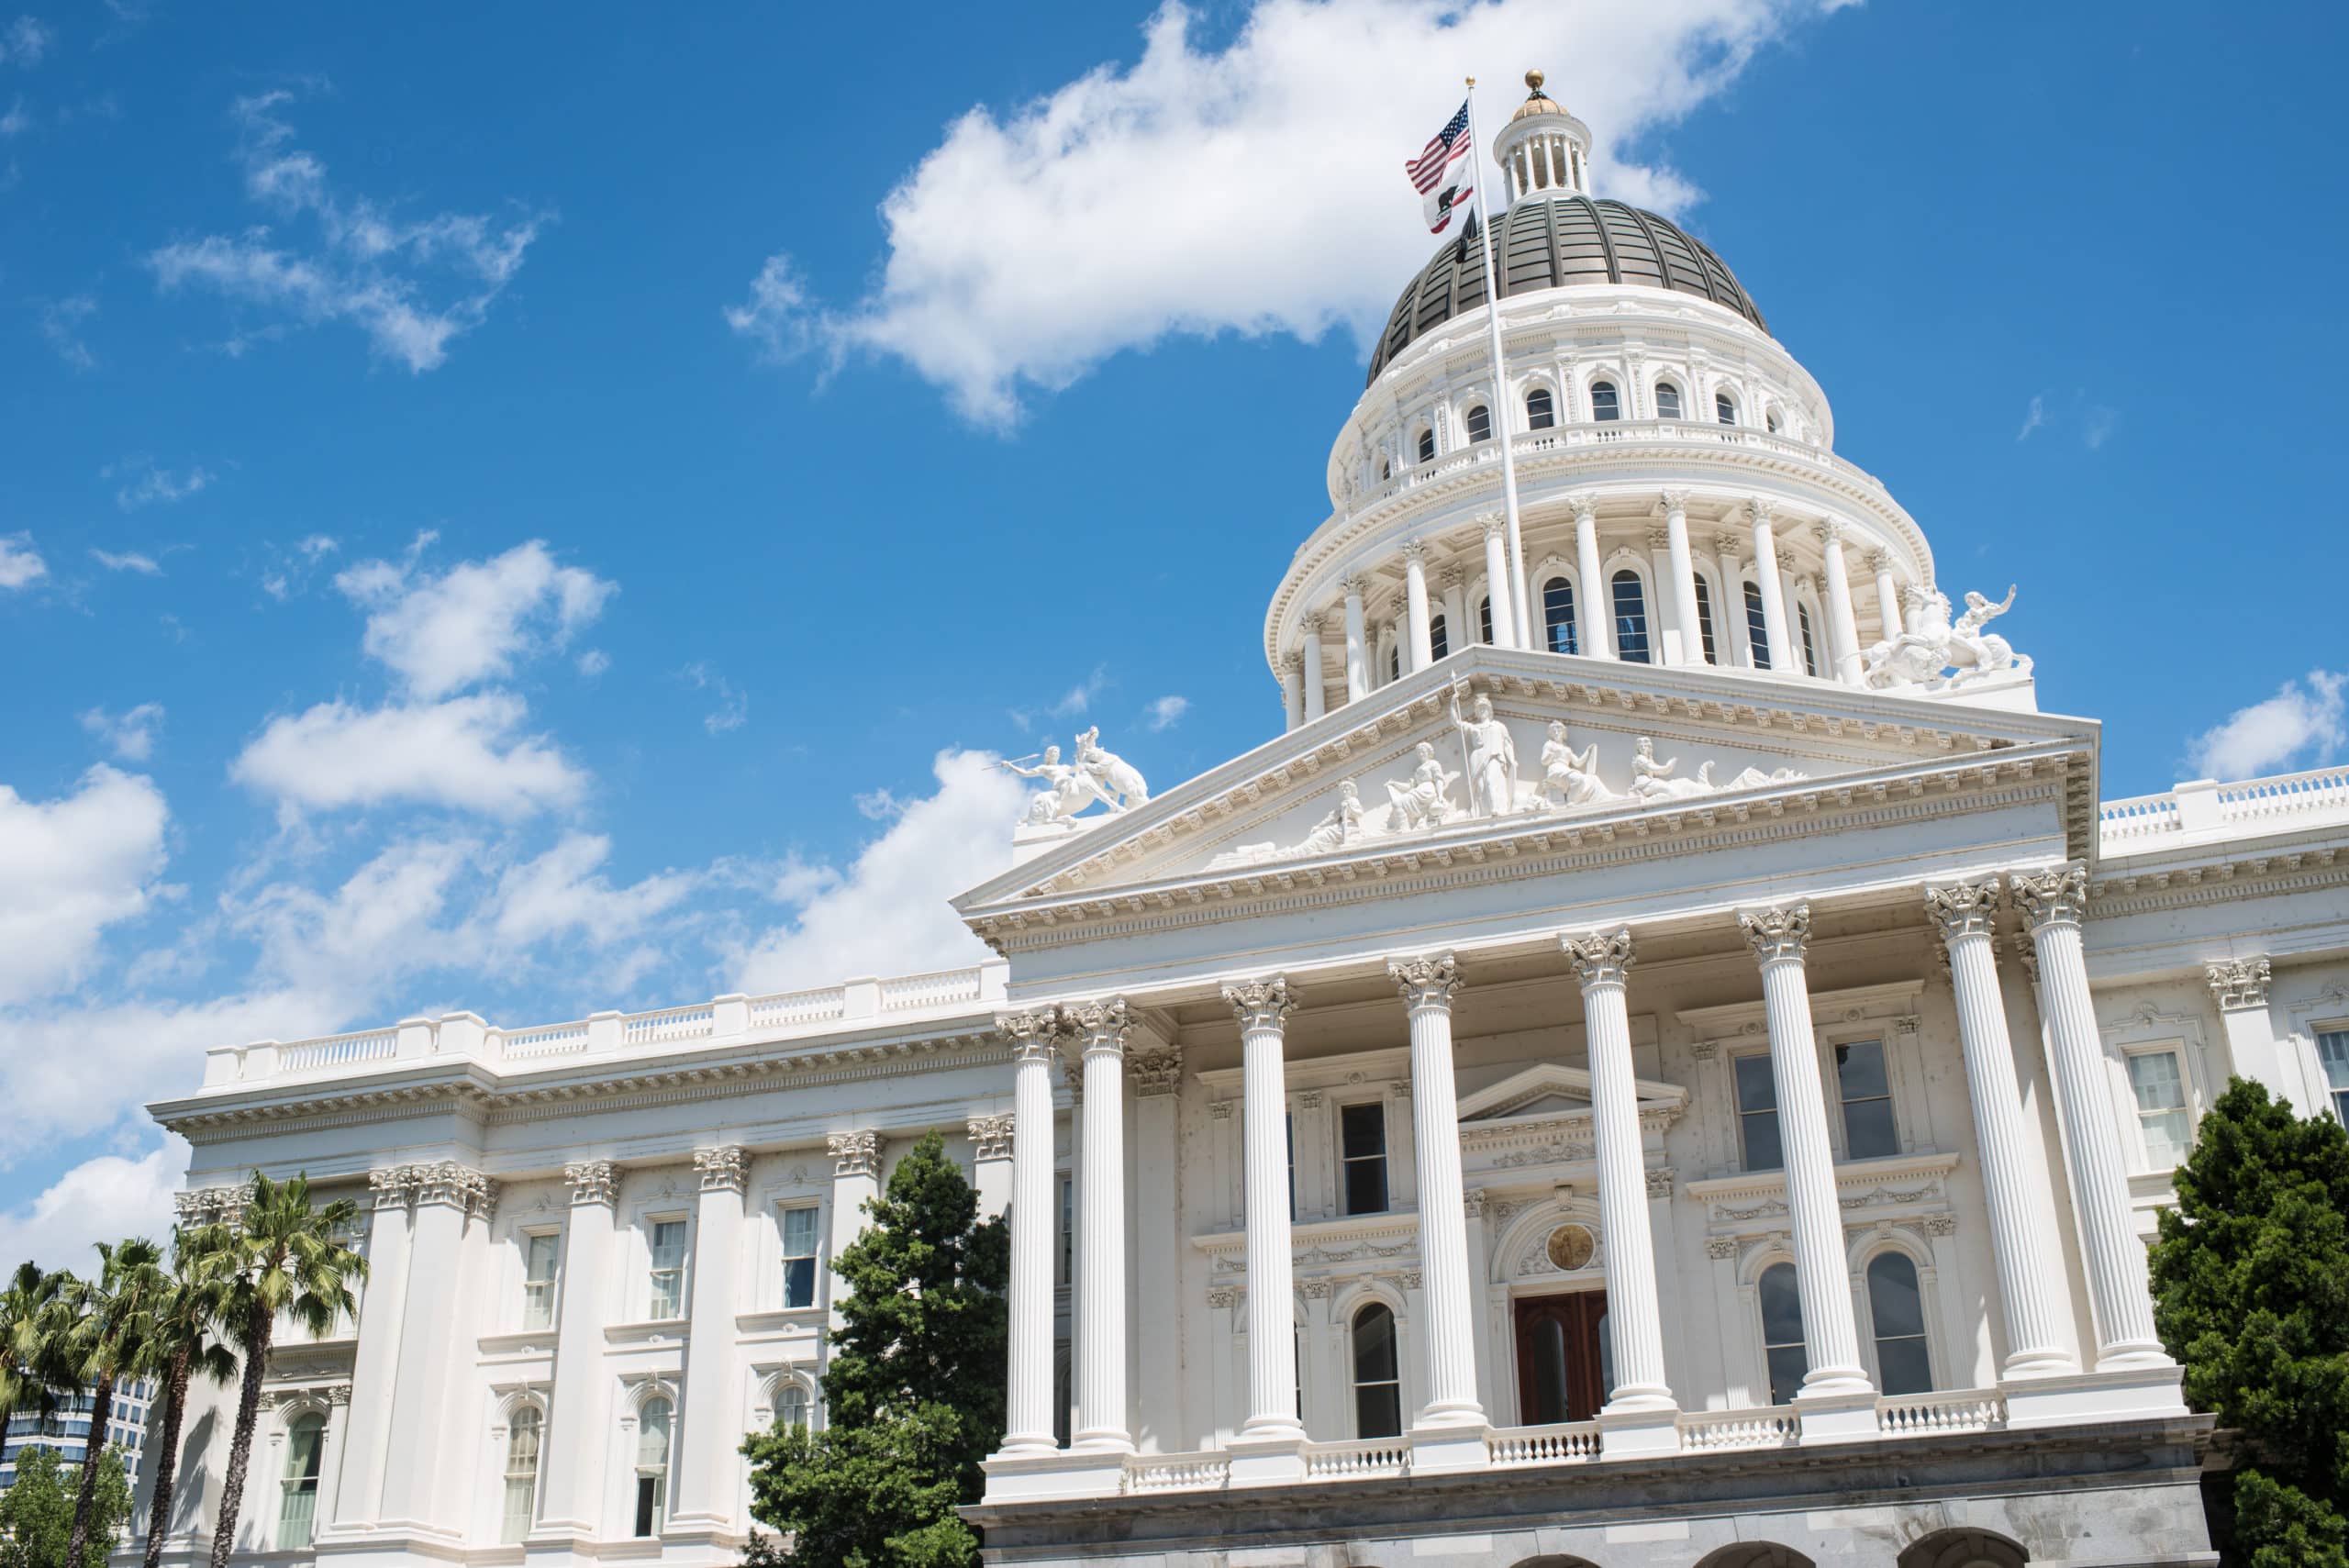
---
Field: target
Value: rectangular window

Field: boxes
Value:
[1691,577,1720,665]
[780,1207,819,1309]
[648,1219,687,1319]
[2319,1029,2349,1129]
[2127,1050,2192,1167]
[1733,1053,1783,1173]
[520,1231,559,1330]
[1834,1041,1898,1160]
[1340,1102,1389,1216]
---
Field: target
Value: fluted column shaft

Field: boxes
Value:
[1868,551,1901,651]
[674,1149,748,1527]
[538,1165,618,1533]
[1564,930,1675,1410]
[2013,867,2172,1369]
[1741,906,1871,1396]
[1227,979,1306,1440]
[1301,617,1327,721]
[1925,884,2076,1379]
[1069,1001,1134,1451]
[1713,534,1753,668]
[1816,523,1865,684]
[1572,497,1613,659]
[1480,521,1519,649]
[1342,579,1369,703]
[1402,544,1434,672]
[998,1014,1061,1453]
[1389,956,1482,1426]
[1749,503,1793,674]
[1660,493,1706,667]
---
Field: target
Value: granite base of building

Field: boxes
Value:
[963,1416,2219,1568]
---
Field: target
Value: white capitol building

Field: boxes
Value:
[139,75,2349,1568]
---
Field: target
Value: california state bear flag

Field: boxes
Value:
[1408,99,1475,234]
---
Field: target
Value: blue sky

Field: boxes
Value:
[3,0,2344,1265]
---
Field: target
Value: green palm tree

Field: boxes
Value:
[136,1227,238,1568]
[59,1237,170,1568]
[201,1174,365,1568]
[0,1260,68,1429]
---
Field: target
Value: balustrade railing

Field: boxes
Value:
[623,1005,715,1047]
[1487,1421,1601,1466]
[1355,421,1874,512]
[501,1020,592,1060]
[2100,762,2349,851]
[1677,1406,1800,1450]
[1302,1437,1412,1480]
[1877,1389,2006,1436]
[880,969,986,1010]
[1123,1454,1230,1494]
[276,1030,396,1074]
[2219,764,2349,822]
[749,985,849,1028]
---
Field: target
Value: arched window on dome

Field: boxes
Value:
[1589,381,1620,423]
[1525,386,1556,430]
[1477,595,1493,646]
[1691,575,1720,665]
[1797,601,1820,677]
[1865,1251,1932,1396]
[1654,381,1683,421]
[1429,612,1449,662]
[1379,454,1391,482]
[1464,404,1491,443]
[1716,391,1738,426]
[1542,576,1578,656]
[1742,582,1772,671]
[1759,1262,1806,1406]
[1386,639,1402,684]
[1416,427,1437,463]
[1765,406,1785,435]
[1610,571,1651,664]
[1351,1302,1404,1439]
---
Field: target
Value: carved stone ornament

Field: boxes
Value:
[1643,1167,1675,1200]
[1206,1286,1238,1309]
[2009,931,2042,984]
[1923,878,2002,945]
[1400,1269,1425,1291]
[396,1162,496,1219]
[1920,1213,1959,1238]
[176,1183,254,1228]
[995,1007,1063,1063]
[1688,1039,1720,1061]
[1064,996,1134,1058]
[1739,904,1812,965]
[827,1130,881,1180]
[1657,488,1690,518]
[694,1146,750,1195]
[563,1161,618,1208]
[1705,1236,1741,1261]
[1544,1225,1597,1273]
[1464,1188,1489,1218]
[2009,863,2089,929]
[1223,977,1299,1033]
[1562,927,1636,989]
[1301,1278,1334,1300]
[1568,493,1599,525]
[967,1114,1015,1160]
[1127,1045,1184,1096]
[1062,1057,1085,1103]
[1389,951,1463,1010]
[1864,584,2033,692]
[999,727,1149,828]
[2206,956,2273,1010]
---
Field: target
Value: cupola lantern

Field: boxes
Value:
[1492,68,1592,201]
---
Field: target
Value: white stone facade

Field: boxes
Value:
[134,83,2349,1568]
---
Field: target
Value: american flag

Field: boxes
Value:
[1407,99,1475,234]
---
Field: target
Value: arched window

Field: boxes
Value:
[1416,427,1436,463]
[1589,381,1620,422]
[1716,392,1738,425]
[1765,407,1785,434]
[1542,576,1578,656]
[1429,612,1449,662]
[1867,1252,1932,1395]
[1610,571,1651,663]
[1691,576,1720,665]
[1378,455,1391,482]
[278,1412,325,1550]
[1464,404,1491,443]
[1742,582,1772,670]
[1351,1303,1403,1438]
[1386,639,1401,684]
[1654,382,1683,420]
[777,1384,811,1435]
[1758,1262,1806,1407]
[632,1396,673,1538]
[1477,595,1493,646]
[1797,601,1820,677]
[502,1406,542,1543]
[1525,386,1556,430]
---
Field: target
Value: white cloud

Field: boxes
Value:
[575,648,610,678]
[39,293,95,369]
[0,1137,189,1272]
[482,833,700,958]
[148,90,546,373]
[2015,394,2044,441]
[731,0,1850,422]
[0,766,169,1007]
[1052,664,1109,717]
[732,750,1024,992]
[0,96,27,136]
[107,457,214,511]
[91,548,161,574]
[230,692,589,818]
[1143,695,1190,731]
[680,662,747,734]
[0,531,44,588]
[80,702,165,762]
[0,16,50,66]
[259,533,337,601]
[2083,406,2118,450]
[2184,671,2347,782]
[336,539,615,699]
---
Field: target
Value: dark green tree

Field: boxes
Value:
[0,1444,132,1568]
[2149,1079,2349,1568]
[741,1129,1008,1568]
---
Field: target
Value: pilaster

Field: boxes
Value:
[670,1146,750,1531]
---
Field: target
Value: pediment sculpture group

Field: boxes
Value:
[1001,726,1152,828]
[1863,584,2032,692]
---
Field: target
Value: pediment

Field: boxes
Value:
[1456,1062,1686,1126]
[955,648,2099,943]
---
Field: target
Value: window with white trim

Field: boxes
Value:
[2125,1049,2193,1168]
[1654,382,1683,420]
[648,1219,687,1319]
[1464,404,1491,443]
[776,1384,811,1434]
[2320,1029,2349,1128]
[1339,1102,1389,1215]
[1610,571,1651,663]
[1589,380,1620,422]
[1429,611,1449,662]
[1716,391,1738,425]
[632,1396,672,1537]
[1352,1303,1403,1438]
[1797,600,1820,677]
[502,1406,541,1543]
[1742,581,1773,670]
[1525,386,1556,429]
[1833,1040,1898,1160]
[278,1412,325,1550]
[1542,576,1578,655]
[1691,575,1720,665]
[1477,595,1493,645]
[1733,1052,1783,1173]
[1416,427,1436,462]
[1865,1251,1931,1395]
[520,1231,558,1330]
[781,1206,819,1309]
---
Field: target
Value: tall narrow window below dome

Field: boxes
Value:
[1692,576,1720,664]
[1590,381,1620,422]
[1766,408,1785,434]
[1416,428,1436,462]
[1611,571,1650,663]
[1477,595,1493,645]
[1429,612,1448,662]
[1743,582,1772,670]
[1543,577,1577,655]
[1464,404,1491,443]
[1352,1303,1403,1439]
[1655,383,1683,420]
[1716,392,1738,426]
[1798,602,1820,676]
[1525,387,1555,429]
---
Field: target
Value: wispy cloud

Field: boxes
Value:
[2184,670,2345,781]
[0,16,52,67]
[2083,405,2119,450]
[0,532,44,589]
[1142,695,1189,731]
[79,702,164,762]
[90,548,160,574]
[38,293,95,370]
[2015,387,2117,450]
[106,456,214,511]
[681,662,748,734]
[2015,394,2045,442]
[1052,664,1109,717]
[258,533,337,601]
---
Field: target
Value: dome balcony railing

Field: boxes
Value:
[1355,420,1882,512]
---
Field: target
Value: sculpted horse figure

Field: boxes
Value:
[1074,727,1150,811]
[1864,584,2032,691]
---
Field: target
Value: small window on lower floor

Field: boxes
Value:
[776,1384,811,1434]
[1340,1102,1390,1215]
[2127,1051,2192,1167]
[502,1406,542,1543]
[278,1412,324,1551]
[1733,1053,1783,1173]
[632,1397,672,1538]
[1834,1040,1898,1160]
[1352,1303,1403,1438]
[781,1206,819,1309]
[1758,1262,1806,1407]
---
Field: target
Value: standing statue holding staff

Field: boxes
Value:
[1450,682,1520,817]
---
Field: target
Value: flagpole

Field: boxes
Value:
[1463,77,1532,648]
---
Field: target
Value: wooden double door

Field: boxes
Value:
[1514,1291,1609,1425]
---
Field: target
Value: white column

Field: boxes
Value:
[330,1173,414,1529]
[968,1115,1015,1218]
[996,1011,1061,1454]
[1572,495,1613,659]
[1738,906,1876,1427]
[1867,550,1901,651]
[2011,866,2175,1371]
[1748,499,1792,674]
[1922,884,2076,1381]
[1222,979,1307,1449]
[1341,576,1369,703]
[1480,518,1519,649]
[536,1162,616,1537]
[1129,1044,1185,1451]
[1713,532,1753,669]
[377,1163,489,1529]
[1814,520,1865,685]
[1386,956,1485,1451]
[1280,652,1306,731]
[1440,568,1466,656]
[1659,490,1706,667]
[1301,615,1328,722]
[1561,930,1679,1450]
[672,1148,747,1529]
[1402,541,1433,673]
[1064,999,1134,1452]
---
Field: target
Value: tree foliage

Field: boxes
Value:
[0,1445,132,1568]
[2150,1079,2349,1568]
[742,1130,1009,1568]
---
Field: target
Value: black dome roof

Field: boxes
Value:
[1364,195,1767,387]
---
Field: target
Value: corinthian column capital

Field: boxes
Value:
[2205,956,2272,1010]
[1568,493,1600,525]
[995,1007,1063,1062]
[1479,512,1508,540]
[1561,928,1636,988]
[1656,488,1690,517]
[1387,951,1462,1010]
[1747,496,1776,528]
[1923,878,2002,945]
[827,1129,881,1179]
[693,1146,750,1195]
[1222,977,1297,1032]
[1340,573,1368,597]
[1738,904,1811,965]
[2009,863,2089,929]
[1063,996,1135,1057]
[563,1161,618,1209]
[1811,517,1845,547]
[1400,538,1429,563]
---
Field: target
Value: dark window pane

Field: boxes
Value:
[1611,572,1650,663]
[1759,1262,1807,1405]
[1716,393,1737,425]
[1743,582,1772,670]
[1341,1102,1386,1158]
[1590,382,1620,422]
[1465,405,1491,442]
[1344,1159,1388,1216]
[1877,1336,1932,1396]
[1526,388,1555,429]
[783,1257,816,1310]
[1356,1382,1402,1439]
[1655,384,1682,419]
[1741,1109,1784,1173]
[1529,1318,1568,1425]
[1692,577,1719,664]
[1429,613,1448,662]
[1836,1041,1888,1100]
[1417,428,1436,462]
[1341,1103,1388,1215]
[1843,1098,1898,1160]
[1765,1344,1809,1407]
[1733,1053,1778,1111]
[1866,1252,1926,1338]
[1837,1042,1898,1159]
[1353,1305,1397,1382]
[1477,596,1493,645]
[1543,578,1577,655]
